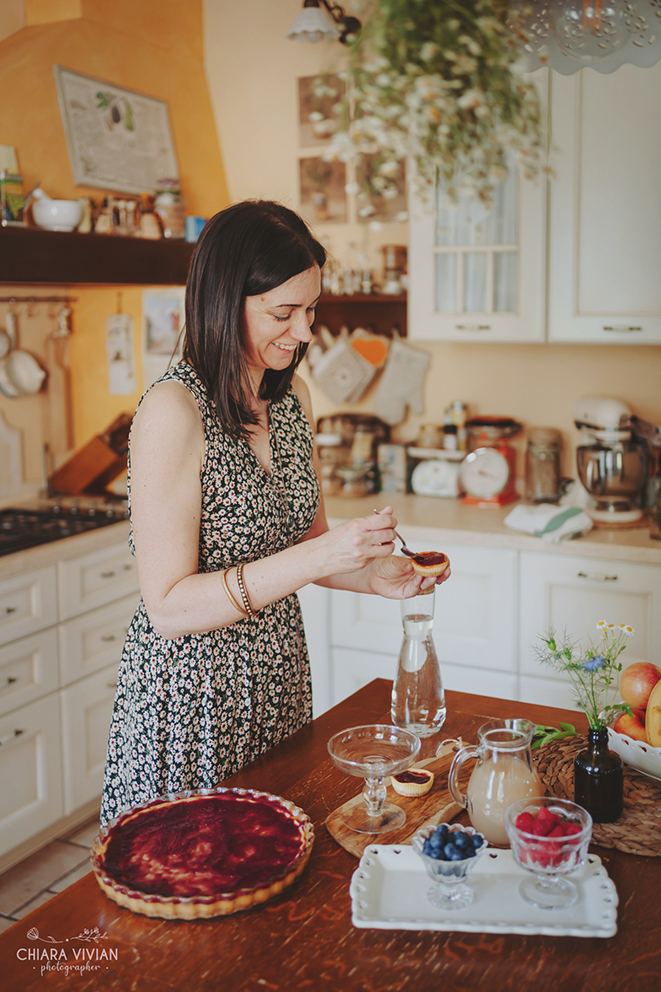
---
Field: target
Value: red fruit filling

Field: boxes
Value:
[514,807,586,869]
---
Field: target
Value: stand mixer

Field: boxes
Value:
[574,396,647,524]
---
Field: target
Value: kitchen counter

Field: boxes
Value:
[1,680,659,992]
[325,493,661,566]
[0,520,132,580]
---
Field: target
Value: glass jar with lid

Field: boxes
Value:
[526,427,562,503]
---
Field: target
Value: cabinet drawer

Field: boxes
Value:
[0,694,63,858]
[60,663,118,815]
[59,593,138,685]
[0,629,59,717]
[330,543,518,672]
[58,543,139,620]
[519,552,661,678]
[0,566,58,645]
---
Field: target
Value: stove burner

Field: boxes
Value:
[0,505,129,557]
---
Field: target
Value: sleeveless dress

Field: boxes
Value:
[100,362,319,826]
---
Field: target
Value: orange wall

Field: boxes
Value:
[0,1,229,466]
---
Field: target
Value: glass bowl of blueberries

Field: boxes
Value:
[412,822,488,910]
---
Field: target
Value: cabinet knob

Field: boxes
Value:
[99,571,116,579]
[577,571,618,582]
[455,323,491,331]
[101,634,117,642]
[3,606,17,615]
[106,682,118,690]
[4,676,18,685]
[602,325,642,333]
[0,728,25,747]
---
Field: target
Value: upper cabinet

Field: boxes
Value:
[408,71,548,344]
[409,63,661,345]
[547,63,661,344]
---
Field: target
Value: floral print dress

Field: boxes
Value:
[100,362,319,826]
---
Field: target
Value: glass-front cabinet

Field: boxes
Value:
[408,71,548,344]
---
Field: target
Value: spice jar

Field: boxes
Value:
[526,427,562,503]
[154,179,186,239]
[417,424,444,449]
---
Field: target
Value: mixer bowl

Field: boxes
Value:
[576,443,647,512]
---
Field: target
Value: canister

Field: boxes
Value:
[526,427,562,503]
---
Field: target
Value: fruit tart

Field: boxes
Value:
[91,787,314,920]
[411,551,450,578]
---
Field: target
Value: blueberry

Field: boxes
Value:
[453,832,470,850]
[443,843,464,861]
[422,839,433,856]
[471,834,485,849]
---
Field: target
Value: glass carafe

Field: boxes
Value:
[391,587,446,738]
[448,719,545,846]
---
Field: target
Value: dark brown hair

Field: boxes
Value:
[183,200,326,438]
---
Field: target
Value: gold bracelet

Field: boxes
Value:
[221,567,246,616]
[236,562,258,617]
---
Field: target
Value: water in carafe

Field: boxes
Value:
[391,589,446,737]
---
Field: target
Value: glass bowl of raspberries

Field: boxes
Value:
[505,797,593,910]
[412,822,488,910]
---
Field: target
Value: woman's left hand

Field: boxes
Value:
[367,555,451,600]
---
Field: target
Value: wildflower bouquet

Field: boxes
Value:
[535,622,635,730]
[323,0,543,205]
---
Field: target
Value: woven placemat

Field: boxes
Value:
[533,736,661,857]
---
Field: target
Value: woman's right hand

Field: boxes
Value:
[314,506,398,575]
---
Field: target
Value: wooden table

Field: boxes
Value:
[2,681,660,992]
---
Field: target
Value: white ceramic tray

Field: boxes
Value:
[350,846,618,938]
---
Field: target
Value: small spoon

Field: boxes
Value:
[373,509,416,558]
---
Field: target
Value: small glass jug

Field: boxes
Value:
[391,587,446,738]
[447,719,544,847]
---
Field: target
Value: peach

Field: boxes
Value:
[613,709,648,743]
[619,662,661,710]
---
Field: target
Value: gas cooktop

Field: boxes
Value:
[0,499,129,557]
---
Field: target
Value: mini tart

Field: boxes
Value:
[390,768,435,797]
[411,551,449,578]
[91,788,314,920]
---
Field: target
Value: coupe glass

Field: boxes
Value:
[327,724,421,833]
[505,797,593,910]
[412,824,488,910]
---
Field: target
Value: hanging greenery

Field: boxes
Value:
[323,0,544,206]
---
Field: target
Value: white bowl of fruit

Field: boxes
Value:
[608,662,661,782]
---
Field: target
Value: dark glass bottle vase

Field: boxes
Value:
[574,727,623,823]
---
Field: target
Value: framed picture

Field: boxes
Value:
[141,289,185,387]
[298,74,345,146]
[298,157,347,225]
[54,65,179,195]
[356,155,408,223]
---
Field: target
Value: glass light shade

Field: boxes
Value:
[518,0,661,74]
[287,4,340,43]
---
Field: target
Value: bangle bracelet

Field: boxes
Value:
[221,568,246,616]
[236,562,258,617]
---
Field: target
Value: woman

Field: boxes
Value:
[101,200,449,826]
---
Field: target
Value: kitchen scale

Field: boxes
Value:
[459,417,521,507]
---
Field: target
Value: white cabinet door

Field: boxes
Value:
[58,543,139,620]
[0,694,63,857]
[519,552,661,708]
[330,543,518,673]
[58,593,138,686]
[60,663,118,815]
[0,566,58,645]
[0,628,59,717]
[548,65,661,343]
[296,584,331,719]
[408,71,548,343]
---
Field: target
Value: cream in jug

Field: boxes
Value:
[447,719,545,847]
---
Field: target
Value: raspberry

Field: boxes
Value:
[548,825,567,838]
[564,823,583,836]
[515,811,536,833]
[531,817,554,836]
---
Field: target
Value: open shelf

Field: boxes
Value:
[315,293,407,336]
[0,226,195,286]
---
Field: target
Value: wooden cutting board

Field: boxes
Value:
[325,741,468,858]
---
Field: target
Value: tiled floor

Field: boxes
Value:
[0,817,99,933]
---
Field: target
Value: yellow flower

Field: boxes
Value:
[618,624,635,635]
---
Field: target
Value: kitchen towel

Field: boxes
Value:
[504,504,594,543]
